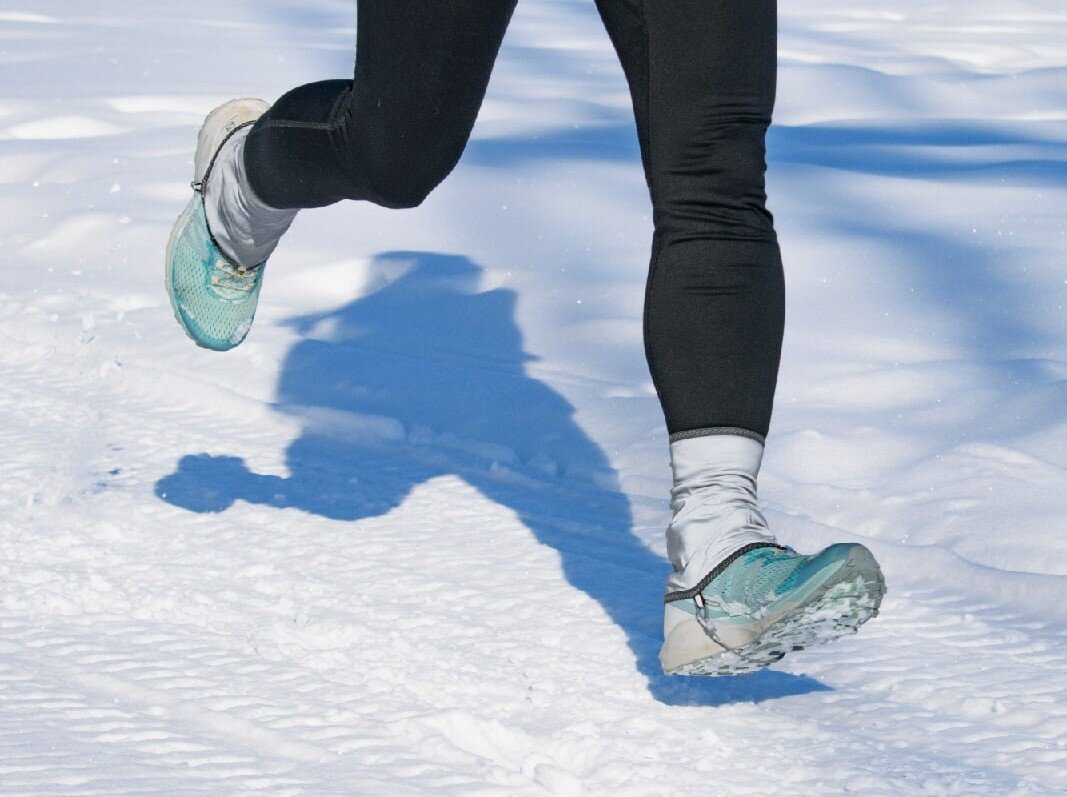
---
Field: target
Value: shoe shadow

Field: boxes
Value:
[155,250,828,706]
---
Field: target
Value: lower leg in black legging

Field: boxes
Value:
[242,0,518,211]
[595,0,785,441]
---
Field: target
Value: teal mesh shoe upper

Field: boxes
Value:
[684,542,860,625]
[702,546,808,614]
[166,198,265,351]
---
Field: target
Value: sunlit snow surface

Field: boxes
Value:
[0,0,1065,794]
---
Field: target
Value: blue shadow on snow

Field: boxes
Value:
[156,251,827,707]
[461,119,1067,186]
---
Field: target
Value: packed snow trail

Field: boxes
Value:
[1,1,1065,794]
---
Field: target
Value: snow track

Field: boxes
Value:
[1,0,1065,794]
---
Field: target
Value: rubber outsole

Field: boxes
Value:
[664,545,887,676]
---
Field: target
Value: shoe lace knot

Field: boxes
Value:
[210,258,262,293]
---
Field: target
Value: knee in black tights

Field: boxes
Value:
[655,116,776,244]
[245,79,475,210]
[354,127,469,210]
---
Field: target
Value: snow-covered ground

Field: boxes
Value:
[1,0,1065,793]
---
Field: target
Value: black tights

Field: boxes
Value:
[244,0,785,441]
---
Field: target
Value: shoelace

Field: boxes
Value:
[209,258,262,293]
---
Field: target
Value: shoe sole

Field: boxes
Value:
[165,98,268,351]
[663,544,886,676]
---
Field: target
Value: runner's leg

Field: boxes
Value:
[593,0,785,441]
[243,0,519,210]
[594,0,787,596]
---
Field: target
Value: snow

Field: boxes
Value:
[1,0,1065,794]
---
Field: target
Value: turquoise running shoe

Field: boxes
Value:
[660,542,886,676]
[165,98,269,351]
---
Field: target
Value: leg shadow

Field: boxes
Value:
[156,250,828,705]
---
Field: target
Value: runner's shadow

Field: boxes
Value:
[155,251,827,706]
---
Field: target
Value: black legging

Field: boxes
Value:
[244,0,785,441]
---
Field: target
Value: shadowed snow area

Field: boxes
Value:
[0,0,1065,794]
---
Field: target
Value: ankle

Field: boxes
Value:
[203,126,297,269]
[663,431,778,596]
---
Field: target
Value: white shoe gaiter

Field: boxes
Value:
[664,432,777,598]
[204,126,298,270]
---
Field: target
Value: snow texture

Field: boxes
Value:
[1,0,1065,794]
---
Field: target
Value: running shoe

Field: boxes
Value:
[165,98,269,351]
[660,542,886,676]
